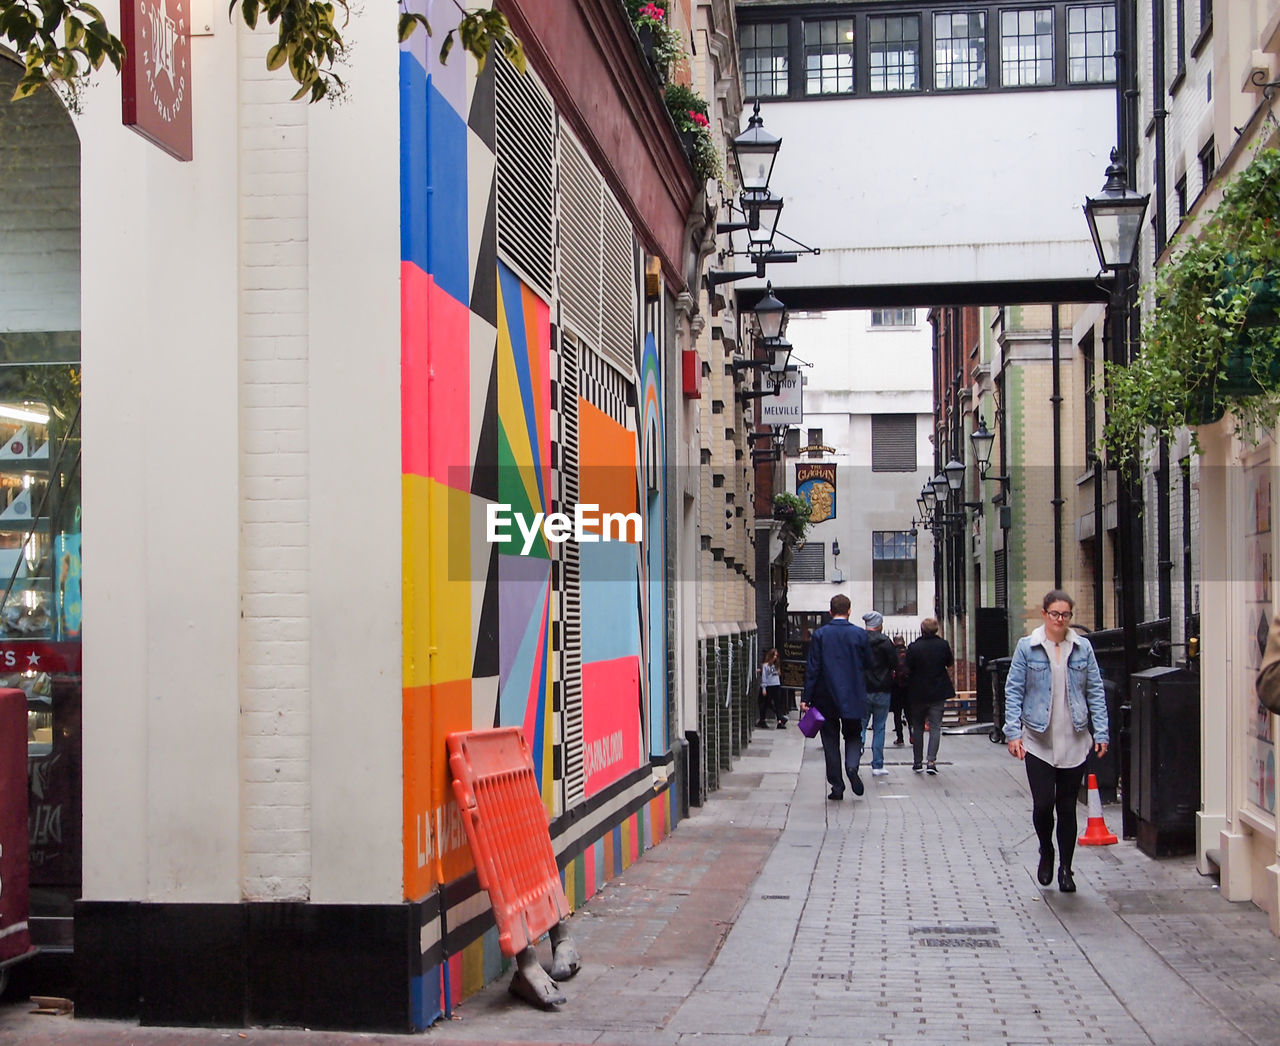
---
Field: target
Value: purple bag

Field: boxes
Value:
[798,705,825,738]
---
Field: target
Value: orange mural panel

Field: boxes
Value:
[403,678,478,900]
[578,399,638,530]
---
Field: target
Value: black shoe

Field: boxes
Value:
[1037,850,1054,886]
[925,763,938,776]
[849,773,864,796]
[755,721,769,729]
[1058,867,1076,893]
[912,765,924,773]
[894,738,905,746]
[827,789,844,801]
[777,719,788,728]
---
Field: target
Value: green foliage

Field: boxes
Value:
[629,1,681,81]
[1104,144,1280,466]
[663,81,721,183]
[772,491,811,542]
[0,0,124,103]
[0,0,523,103]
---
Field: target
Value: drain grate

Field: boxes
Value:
[911,924,1001,949]
[760,894,791,900]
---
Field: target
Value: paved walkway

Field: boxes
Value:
[3,728,1280,1043]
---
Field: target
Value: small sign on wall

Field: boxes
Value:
[122,0,194,160]
[759,367,802,426]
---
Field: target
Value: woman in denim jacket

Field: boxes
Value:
[1004,589,1109,893]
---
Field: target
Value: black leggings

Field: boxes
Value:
[1024,752,1087,871]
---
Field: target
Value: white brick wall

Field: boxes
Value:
[237,22,312,901]
[0,61,80,332]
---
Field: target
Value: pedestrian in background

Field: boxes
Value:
[890,634,909,746]
[1003,589,1109,894]
[801,593,871,800]
[905,618,954,775]
[861,612,896,776]
[756,648,787,729]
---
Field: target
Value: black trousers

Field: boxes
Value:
[1024,751,1088,871]
[758,685,786,723]
[819,715,863,794]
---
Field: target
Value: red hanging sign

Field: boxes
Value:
[121,0,193,161]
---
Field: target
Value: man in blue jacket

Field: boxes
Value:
[801,593,871,799]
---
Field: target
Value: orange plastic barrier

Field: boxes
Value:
[447,728,570,957]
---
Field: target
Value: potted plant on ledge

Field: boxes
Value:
[1105,144,1280,465]
[663,82,722,184]
[628,1,682,81]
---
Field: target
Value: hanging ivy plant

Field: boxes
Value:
[772,491,811,544]
[1104,143,1280,465]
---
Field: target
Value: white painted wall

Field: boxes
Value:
[746,88,1116,295]
[79,4,403,904]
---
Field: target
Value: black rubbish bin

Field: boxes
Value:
[987,656,1014,743]
[1129,665,1200,857]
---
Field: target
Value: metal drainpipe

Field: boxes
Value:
[1152,0,1168,253]
[1051,304,1063,588]
[1152,0,1173,621]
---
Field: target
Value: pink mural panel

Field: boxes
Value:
[581,656,642,798]
[402,262,471,486]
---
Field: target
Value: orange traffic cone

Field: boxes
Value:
[1078,773,1118,845]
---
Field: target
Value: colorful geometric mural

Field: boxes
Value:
[399,3,672,1027]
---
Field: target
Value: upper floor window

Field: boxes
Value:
[1199,136,1216,190]
[740,22,790,99]
[804,18,856,95]
[869,14,921,93]
[934,11,987,90]
[1067,4,1117,84]
[871,414,918,472]
[1001,8,1055,87]
[871,307,917,326]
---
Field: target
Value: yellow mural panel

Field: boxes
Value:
[403,475,473,689]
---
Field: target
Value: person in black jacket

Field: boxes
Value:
[860,611,897,776]
[905,617,955,775]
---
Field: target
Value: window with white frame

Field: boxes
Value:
[740,22,789,98]
[804,18,855,95]
[1001,8,1055,87]
[870,307,916,327]
[934,10,987,90]
[1067,4,1116,84]
[868,14,920,92]
[873,531,917,616]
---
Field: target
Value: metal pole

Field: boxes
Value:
[1112,266,1140,840]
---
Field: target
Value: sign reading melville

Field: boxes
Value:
[759,367,802,426]
[122,0,193,160]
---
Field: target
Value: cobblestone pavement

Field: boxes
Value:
[3,728,1279,1044]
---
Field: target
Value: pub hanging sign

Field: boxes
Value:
[121,0,193,161]
[796,462,836,523]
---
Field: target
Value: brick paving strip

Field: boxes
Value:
[3,729,1280,1044]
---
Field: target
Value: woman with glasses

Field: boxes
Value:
[1003,589,1109,893]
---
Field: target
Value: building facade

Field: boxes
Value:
[1,0,762,1028]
